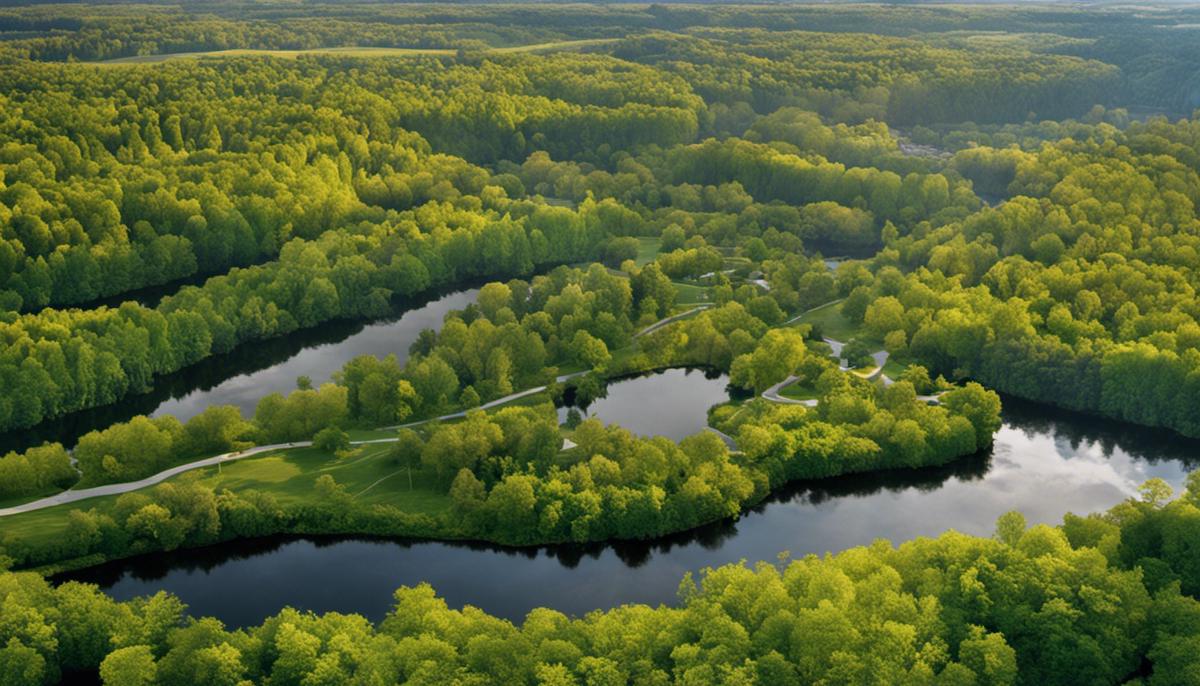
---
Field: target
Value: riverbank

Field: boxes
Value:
[52,399,1199,628]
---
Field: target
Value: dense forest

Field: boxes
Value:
[4,484,1200,685]
[1,2,1200,684]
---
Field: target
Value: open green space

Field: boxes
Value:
[634,237,662,267]
[778,382,820,401]
[672,282,710,307]
[201,444,450,510]
[793,300,865,342]
[881,355,915,380]
[95,38,618,65]
[0,442,453,545]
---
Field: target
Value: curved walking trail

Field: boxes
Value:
[0,308,728,518]
[1,305,937,518]
[759,337,942,406]
[634,305,712,338]
[0,437,393,517]
[1,372,588,518]
[383,371,586,430]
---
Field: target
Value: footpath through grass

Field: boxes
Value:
[793,300,862,341]
[1,442,453,546]
[779,383,820,401]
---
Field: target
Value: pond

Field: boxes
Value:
[58,391,1200,629]
[560,368,735,441]
[0,288,478,454]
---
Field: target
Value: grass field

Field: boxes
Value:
[779,383,820,401]
[635,237,662,267]
[673,282,710,307]
[96,39,617,65]
[882,356,913,380]
[793,300,865,342]
[201,444,450,509]
[0,442,453,544]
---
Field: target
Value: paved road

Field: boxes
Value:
[760,374,814,406]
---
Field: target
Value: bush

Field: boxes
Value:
[312,427,351,453]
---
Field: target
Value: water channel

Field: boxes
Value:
[59,379,1199,628]
[0,287,479,454]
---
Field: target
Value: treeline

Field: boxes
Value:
[833,117,1200,436]
[2,370,997,570]
[0,53,695,310]
[0,6,589,62]
[0,199,609,435]
[718,372,996,481]
[7,2,1200,120]
[3,477,1200,685]
[338,263,661,425]
[506,136,976,256]
[0,263,654,491]
[614,29,1118,126]
[0,442,73,500]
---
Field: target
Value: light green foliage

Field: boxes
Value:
[1,5,1199,683]
[729,328,809,393]
[100,645,157,686]
[3,487,1200,685]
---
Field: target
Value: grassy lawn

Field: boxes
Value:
[96,39,616,65]
[635,237,662,267]
[0,443,454,545]
[779,383,820,401]
[673,282,710,307]
[198,444,450,510]
[882,356,914,380]
[794,300,865,342]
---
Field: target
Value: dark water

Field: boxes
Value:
[561,367,735,441]
[0,288,477,454]
[59,389,1200,629]
[150,289,478,422]
[79,269,219,311]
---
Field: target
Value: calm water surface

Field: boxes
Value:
[151,289,478,422]
[0,288,477,453]
[60,386,1199,628]
[561,367,735,440]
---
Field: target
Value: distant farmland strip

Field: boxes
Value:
[95,38,618,65]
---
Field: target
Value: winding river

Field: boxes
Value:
[17,283,1199,629]
[59,379,1199,628]
[0,287,479,454]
